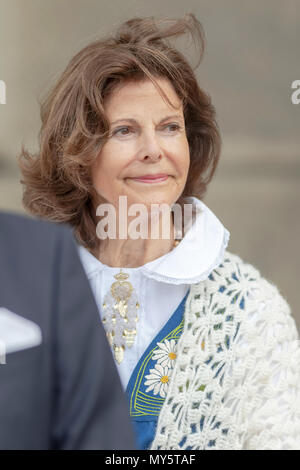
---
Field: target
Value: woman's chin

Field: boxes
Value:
[127,194,177,210]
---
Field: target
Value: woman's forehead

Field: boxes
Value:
[104,78,183,118]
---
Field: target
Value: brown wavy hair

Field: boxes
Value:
[19,14,221,251]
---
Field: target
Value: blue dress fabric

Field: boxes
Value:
[126,291,189,450]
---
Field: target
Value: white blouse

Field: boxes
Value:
[78,197,230,389]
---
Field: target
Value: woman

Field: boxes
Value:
[19,15,300,450]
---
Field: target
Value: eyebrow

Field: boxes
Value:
[110,114,185,126]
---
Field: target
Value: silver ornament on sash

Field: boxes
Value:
[102,269,139,364]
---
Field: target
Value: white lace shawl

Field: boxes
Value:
[150,251,300,450]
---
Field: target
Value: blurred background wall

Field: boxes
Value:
[0,0,299,327]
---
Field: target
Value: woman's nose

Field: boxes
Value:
[139,132,162,161]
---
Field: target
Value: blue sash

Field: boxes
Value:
[126,291,189,450]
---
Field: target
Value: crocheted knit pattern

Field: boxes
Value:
[150,251,300,450]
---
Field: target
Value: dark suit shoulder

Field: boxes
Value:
[0,211,73,261]
[0,211,71,243]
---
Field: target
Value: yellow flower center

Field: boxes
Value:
[160,375,169,384]
[168,352,177,360]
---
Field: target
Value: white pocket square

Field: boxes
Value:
[0,308,42,354]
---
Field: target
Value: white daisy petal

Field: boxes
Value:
[160,358,169,368]
[155,363,165,375]
[153,383,161,395]
[158,342,170,353]
[145,376,159,385]
[148,368,161,377]
[145,384,155,393]
[152,351,165,360]
[156,341,167,350]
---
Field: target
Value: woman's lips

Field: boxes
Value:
[129,174,169,184]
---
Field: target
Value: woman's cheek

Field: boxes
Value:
[171,139,190,172]
[110,140,136,166]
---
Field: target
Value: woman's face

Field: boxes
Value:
[92,78,190,211]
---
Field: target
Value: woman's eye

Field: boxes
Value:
[112,127,133,137]
[164,123,181,133]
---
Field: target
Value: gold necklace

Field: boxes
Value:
[102,270,139,364]
[102,237,181,364]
